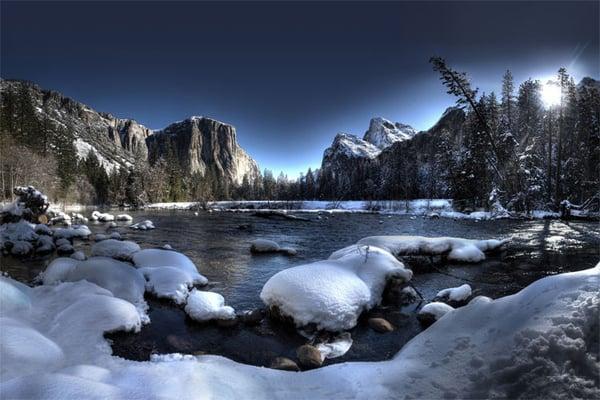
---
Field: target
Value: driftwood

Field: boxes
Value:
[252,210,310,222]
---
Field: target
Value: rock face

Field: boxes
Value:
[146,116,259,185]
[0,79,259,187]
[319,108,466,198]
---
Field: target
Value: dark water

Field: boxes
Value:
[2,211,599,368]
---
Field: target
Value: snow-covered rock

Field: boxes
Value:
[184,289,235,322]
[250,239,296,255]
[436,284,472,302]
[52,225,91,240]
[129,220,155,230]
[132,248,208,285]
[139,266,196,305]
[42,257,147,317]
[90,239,141,261]
[363,117,416,150]
[115,214,133,221]
[353,235,508,263]
[418,302,455,324]
[323,133,381,161]
[70,251,86,261]
[260,245,412,330]
[90,211,114,222]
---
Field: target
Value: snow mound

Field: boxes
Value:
[436,284,472,302]
[132,248,208,285]
[139,266,196,304]
[42,257,147,316]
[260,245,412,330]
[250,239,297,255]
[53,225,91,240]
[90,211,114,222]
[355,235,508,262]
[418,302,455,321]
[116,214,133,221]
[129,220,155,230]
[90,239,141,261]
[184,289,235,321]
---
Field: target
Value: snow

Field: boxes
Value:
[325,133,382,159]
[436,284,472,302]
[0,264,597,399]
[418,302,455,321]
[363,117,416,149]
[53,225,92,240]
[90,211,115,222]
[42,257,147,317]
[129,220,155,230]
[116,214,133,221]
[355,235,508,262]
[139,266,196,304]
[70,251,86,261]
[90,239,141,261]
[184,290,235,321]
[250,239,297,255]
[132,248,208,285]
[260,245,412,330]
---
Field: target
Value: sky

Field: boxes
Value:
[1,1,598,178]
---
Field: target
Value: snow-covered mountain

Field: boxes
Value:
[363,117,416,149]
[0,79,259,185]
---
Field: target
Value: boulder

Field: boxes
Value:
[296,344,323,369]
[270,357,300,372]
[368,317,395,333]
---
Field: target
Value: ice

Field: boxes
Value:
[355,235,508,262]
[132,248,208,285]
[139,266,195,304]
[261,245,412,330]
[316,332,353,359]
[418,301,455,321]
[184,289,235,321]
[250,239,297,255]
[129,220,155,230]
[90,239,141,261]
[436,284,472,302]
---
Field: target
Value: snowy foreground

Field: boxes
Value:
[1,261,597,398]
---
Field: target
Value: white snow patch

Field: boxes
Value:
[418,302,455,321]
[261,245,412,330]
[132,248,208,285]
[90,239,141,261]
[139,266,195,304]
[436,284,472,302]
[184,290,235,321]
[129,220,155,230]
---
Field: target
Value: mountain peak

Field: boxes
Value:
[363,117,416,150]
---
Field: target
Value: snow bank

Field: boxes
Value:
[90,239,141,261]
[355,235,507,262]
[42,257,147,316]
[132,248,208,285]
[250,239,297,255]
[0,265,597,399]
[261,245,412,330]
[129,220,155,230]
[184,290,235,321]
[436,284,472,302]
[139,266,196,304]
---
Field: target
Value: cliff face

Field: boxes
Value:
[1,79,259,185]
[146,116,260,185]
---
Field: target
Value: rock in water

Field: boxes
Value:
[270,357,300,372]
[296,344,323,369]
[368,317,395,333]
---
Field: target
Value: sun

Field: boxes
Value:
[541,80,561,108]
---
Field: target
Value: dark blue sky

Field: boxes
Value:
[2,1,598,177]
